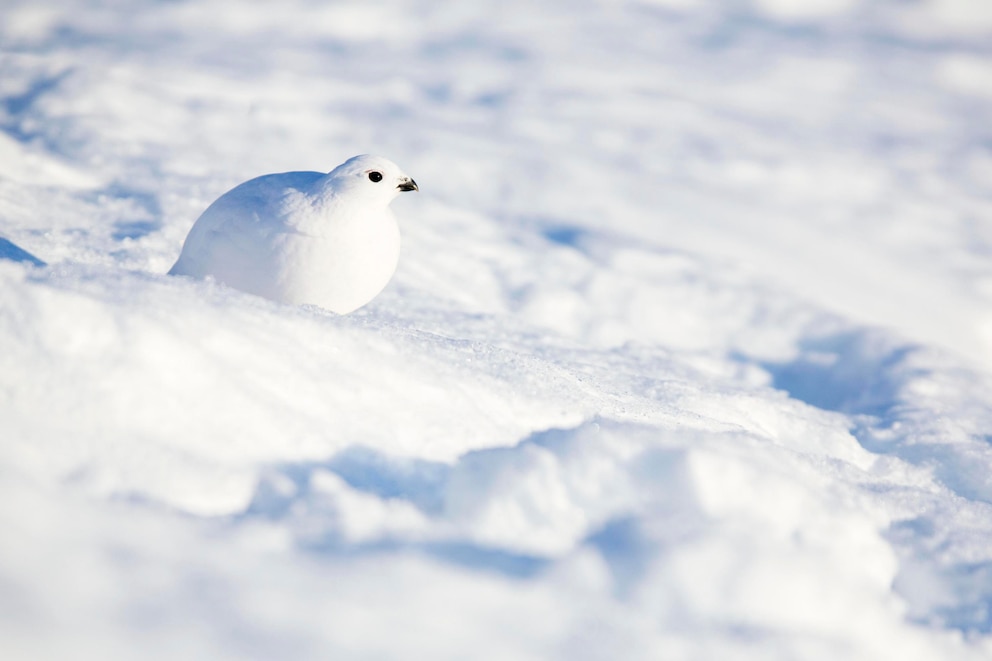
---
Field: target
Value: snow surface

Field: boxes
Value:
[1,1,992,659]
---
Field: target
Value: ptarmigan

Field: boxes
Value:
[169,154,418,313]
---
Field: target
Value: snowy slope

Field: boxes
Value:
[1,1,992,659]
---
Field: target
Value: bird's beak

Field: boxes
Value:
[397,177,418,192]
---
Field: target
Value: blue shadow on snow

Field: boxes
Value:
[0,237,46,267]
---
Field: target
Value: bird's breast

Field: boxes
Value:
[273,211,400,313]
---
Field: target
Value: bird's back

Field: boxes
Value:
[169,171,326,288]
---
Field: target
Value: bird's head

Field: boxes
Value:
[325,154,418,204]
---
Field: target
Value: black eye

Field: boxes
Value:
[368,171,383,183]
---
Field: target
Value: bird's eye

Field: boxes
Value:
[368,171,383,183]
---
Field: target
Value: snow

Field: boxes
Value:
[1,0,992,659]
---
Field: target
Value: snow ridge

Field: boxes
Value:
[1,1,991,659]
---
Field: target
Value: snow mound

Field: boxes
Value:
[2,0,992,659]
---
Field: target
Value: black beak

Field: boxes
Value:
[397,177,418,192]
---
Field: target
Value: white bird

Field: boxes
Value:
[169,154,418,313]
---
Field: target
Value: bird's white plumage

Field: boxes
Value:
[169,154,417,313]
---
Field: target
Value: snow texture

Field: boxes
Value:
[1,1,992,659]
